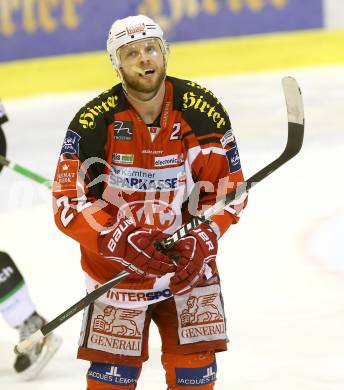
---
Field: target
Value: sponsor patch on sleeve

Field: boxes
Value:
[87,363,139,386]
[61,129,81,155]
[220,129,234,148]
[175,362,217,386]
[226,145,241,173]
[55,159,79,191]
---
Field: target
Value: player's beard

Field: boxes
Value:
[121,66,165,95]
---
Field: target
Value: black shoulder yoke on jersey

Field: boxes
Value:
[167,76,232,139]
[64,84,128,197]
[67,83,129,157]
[72,84,128,133]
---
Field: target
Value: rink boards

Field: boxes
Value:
[1,28,344,99]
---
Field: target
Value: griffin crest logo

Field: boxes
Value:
[93,305,142,338]
[180,293,223,327]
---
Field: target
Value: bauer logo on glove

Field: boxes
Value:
[168,223,218,295]
[98,217,177,278]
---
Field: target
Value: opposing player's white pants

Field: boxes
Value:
[0,285,36,327]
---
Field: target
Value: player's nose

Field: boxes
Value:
[138,49,150,62]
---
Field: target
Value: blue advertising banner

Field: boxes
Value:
[0,0,323,62]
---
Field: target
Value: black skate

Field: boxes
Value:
[14,312,62,380]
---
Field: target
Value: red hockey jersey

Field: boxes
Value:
[52,76,247,288]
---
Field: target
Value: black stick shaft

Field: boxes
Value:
[41,270,128,335]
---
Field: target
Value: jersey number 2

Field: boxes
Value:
[56,196,75,227]
[170,123,181,140]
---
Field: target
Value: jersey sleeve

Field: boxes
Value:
[181,81,248,237]
[52,93,117,254]
[0,101,9,125]
[0,101,8,162]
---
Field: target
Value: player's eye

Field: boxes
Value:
[126,50,138,58]
[146,46,158,55]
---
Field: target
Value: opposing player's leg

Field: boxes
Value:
[14,312,62,380]
[0,251,62,380]
[0,251,35,328]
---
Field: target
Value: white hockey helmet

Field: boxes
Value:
[106,15,169,71]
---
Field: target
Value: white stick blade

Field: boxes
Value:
[282,76,304,125]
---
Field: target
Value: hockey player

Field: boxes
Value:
[52,15,247,389]
[0,103,62,380]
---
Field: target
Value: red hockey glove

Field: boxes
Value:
[169,223,218,295]
[98,218,177,278]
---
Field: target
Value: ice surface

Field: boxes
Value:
[0,66,343,389]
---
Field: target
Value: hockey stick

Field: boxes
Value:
[0,155,52,189]
[0,113,51,186]
[15,76,304,355]
[160,76,304,249]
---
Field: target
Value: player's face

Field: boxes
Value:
[118,38,166,94]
